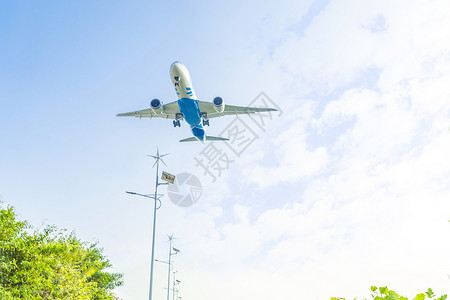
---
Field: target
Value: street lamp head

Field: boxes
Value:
[155,259,169,264]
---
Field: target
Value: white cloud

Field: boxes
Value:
[245,135,328,188]
[119,1,450,299]
[167,1,450,299]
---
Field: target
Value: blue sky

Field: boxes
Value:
[2,1,450,299]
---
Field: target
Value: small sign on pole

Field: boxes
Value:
[161,171,175,184]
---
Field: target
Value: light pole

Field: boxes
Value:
[126,148,169,300]
[173,272,180,300]
[166,235,180,300]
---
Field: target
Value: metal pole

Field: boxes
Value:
[149,158,159,300]
[167,237,172,300]
[127,149,169,300]
[172,271,178,300]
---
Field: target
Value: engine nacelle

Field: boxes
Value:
[213,97,225,113]
[150,98,162,114]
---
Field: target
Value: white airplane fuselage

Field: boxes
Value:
[169,61,206,142]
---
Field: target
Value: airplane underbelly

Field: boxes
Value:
[178,98,201,125]
[191,126,205,140]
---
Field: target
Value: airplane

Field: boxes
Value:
[117,61,277,143]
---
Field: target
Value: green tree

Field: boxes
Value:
[331,286,447,300]
[0,204,123,299]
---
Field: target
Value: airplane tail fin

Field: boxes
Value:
[179,136,229,142]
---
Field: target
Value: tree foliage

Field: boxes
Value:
[0,204,123,299]
[331,286,447,300]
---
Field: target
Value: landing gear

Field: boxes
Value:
[173,113,183,127]
[201,112,209,126]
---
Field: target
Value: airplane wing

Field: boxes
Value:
[116,101,181,120]
[197,101,277,119]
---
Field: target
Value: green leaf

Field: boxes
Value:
[415,293,426,300]
[371,286,378,292]
[379,287,388,295]
[426,288,435,298]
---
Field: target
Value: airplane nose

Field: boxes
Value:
[170,61,182,71]
[170,61,183,76]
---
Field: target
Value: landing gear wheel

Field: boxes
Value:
[202,119,210,126]
[173,120,181,127]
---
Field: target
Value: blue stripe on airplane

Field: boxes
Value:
[177,97,201,126]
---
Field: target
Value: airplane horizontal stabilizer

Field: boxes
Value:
[205,136,229,141]
[179,136,229,142]
[179,137,198,142]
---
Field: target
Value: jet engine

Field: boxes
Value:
[150,98,162,114]
[213,97,225,113]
